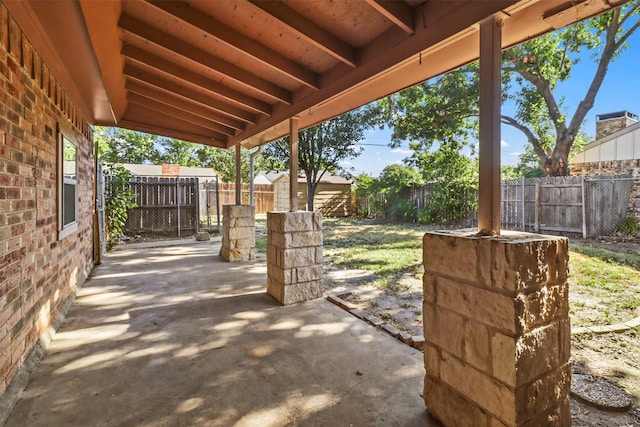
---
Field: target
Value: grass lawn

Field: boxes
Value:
[256,216,640,326]
[320,218,639,327]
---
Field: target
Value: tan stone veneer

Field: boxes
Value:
[423,230,571,427]
[266,212,324,305]
[220,205,256,262]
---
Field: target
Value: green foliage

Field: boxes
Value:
[374,65,479,152]
[378,164,424,193]
[96,127,159,164]
[196,146,286,183]
[372,4,640,177]
[618,216,640,237]
[96,126,286,183]
[156,138,201,166]
[411,145,478,224]
[104,166,137,249]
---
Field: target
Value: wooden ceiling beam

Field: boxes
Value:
[122,44,272,116]
[127,93,233,140]
[248,0,357,68]
[125,79,243,132]
[364,0,414,34]
[148,0,320,90]
[126,104,222,138]
[118,14,291,104]
[118,119,227,148]
[123,62,257,124]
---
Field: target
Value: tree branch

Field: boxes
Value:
[516,68,567,137]
[501,115,548,161]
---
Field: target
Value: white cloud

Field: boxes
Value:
[390,147,412,155]
[508,151,521,157]
[501,140,509,147]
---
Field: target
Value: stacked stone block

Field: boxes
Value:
[266,212,323,305]
[219,205,255,262]
[422,230,570,427]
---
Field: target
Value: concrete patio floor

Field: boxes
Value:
[3,239,437,426]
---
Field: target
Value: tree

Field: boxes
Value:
[96,126,285,181]
[264,110,371,211]
[408,144,478,224]
[195,146,286,183]
[375,2,640,176]
[156,138,200,166]
[502,1,640,175]
[95,127,159,164]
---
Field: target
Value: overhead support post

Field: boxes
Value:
[235,144,242,205]
[478,14,504,235]
[289,116,299,212]
[249,146,263,206]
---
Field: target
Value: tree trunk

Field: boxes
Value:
[307,180,316,211]
[542,143,571,176]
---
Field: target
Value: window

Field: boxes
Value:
[59,129,78,239]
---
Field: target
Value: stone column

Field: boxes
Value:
[267,211,323,305]
[423,230,570,427]
[219,205,255,262]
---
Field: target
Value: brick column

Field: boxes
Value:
[267,212,323,305]
[423,230,570,427]
[219,205,255,262]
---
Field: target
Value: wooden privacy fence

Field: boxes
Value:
[212,182,274,213]
[501,175,633,237]
[120,176,200,237]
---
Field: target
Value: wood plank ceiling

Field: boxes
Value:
[7,0,629,149]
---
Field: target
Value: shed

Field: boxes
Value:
[273,173,352,217]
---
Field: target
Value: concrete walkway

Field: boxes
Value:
[3,240,436,427]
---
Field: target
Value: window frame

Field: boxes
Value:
[58,125,78,240]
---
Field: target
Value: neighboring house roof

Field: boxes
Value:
[272,172,351,185]
[114,163,218,179]
[572,121,640,164]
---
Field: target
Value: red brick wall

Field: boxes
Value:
[0,4,95,396]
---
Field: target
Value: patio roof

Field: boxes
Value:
[5,0,626,149]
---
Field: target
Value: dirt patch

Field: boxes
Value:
[321,222,640,425]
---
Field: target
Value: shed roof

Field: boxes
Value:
[272,173,351,185]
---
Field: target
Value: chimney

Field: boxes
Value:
[162,164,180,176]
[595,110,638,139]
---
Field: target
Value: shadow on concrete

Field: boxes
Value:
[4,240,439,426]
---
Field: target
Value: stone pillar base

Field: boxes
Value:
[267,212,323,305]
[220,205,255,262]
[423,230,570,427]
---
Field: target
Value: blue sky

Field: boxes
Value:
[343,28,640,177]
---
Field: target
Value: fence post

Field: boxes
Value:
[581,175,587,238]
[176,179,181,238]
[521,177,526,231]
[215,175,221,232]
[534,180,540,233]
[194,178,200,234]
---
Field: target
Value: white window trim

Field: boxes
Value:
[58,126,78,240]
